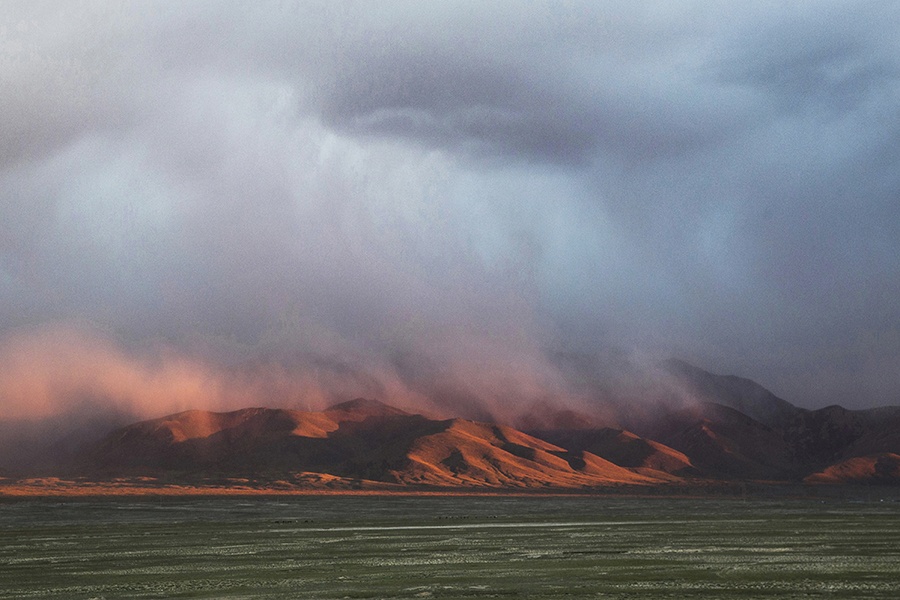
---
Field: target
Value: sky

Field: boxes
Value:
[1,1,899,423]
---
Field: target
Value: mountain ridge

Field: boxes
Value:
[82,403,663,489]
[77,379,900,488]
[5,361,900,491]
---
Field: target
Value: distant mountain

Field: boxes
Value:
[393,418,653,487]
[781,405,900,468]
[84,399,659,489]
[38,362,900,490]
[780,405,868,467]
[656,361,900,483]
[661,359,800,427]
[653,403,795,480]
[804,453,900,485]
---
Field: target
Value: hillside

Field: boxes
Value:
[84,399,663,489]
[527,427,695,476]
[4,362,899,492]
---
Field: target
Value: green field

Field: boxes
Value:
[1,494,899,598]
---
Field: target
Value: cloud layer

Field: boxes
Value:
[2,1,900,418]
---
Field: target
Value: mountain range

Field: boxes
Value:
[67,362,900,490]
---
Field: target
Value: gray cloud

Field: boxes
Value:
[1,1,899,418]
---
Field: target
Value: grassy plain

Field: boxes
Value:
[1,494,899,598]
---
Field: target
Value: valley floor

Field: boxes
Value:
[2,495,899,599]
[2,474,900,501]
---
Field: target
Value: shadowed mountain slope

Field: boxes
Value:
[527,427,695,476]
[655,362,900,483]
[662,359,800,427]
[804,453,900,484]
[781,405,900,466]
[654,403,795,480]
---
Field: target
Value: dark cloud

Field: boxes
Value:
[1,1,899,418]
[714,2,900,115]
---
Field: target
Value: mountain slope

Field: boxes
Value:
[804,453,900,484]
[527,427,695,476]
[662,359,800,427]
[655,362,900,482]
[85,400,661,488]
[71,364,900,489]
[398,419,653,487]
[653,403,795,480]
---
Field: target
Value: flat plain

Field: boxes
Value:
[1,493,899,599]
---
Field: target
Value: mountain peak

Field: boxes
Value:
[325,398,409,418]
[661,358,799,427]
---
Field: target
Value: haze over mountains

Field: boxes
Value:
[2,361,899,491]
[12,362,883,491]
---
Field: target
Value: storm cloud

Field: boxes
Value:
[2,0,899,422]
